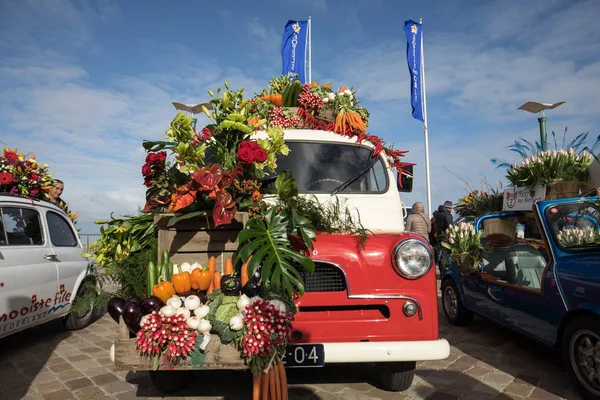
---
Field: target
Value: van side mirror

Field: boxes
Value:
[397,165,413,193]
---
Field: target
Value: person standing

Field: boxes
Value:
[433,201,454,274]
[47,179,69,213]
[405,201,431,242]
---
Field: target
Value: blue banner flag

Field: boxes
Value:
[281,20,308,83]
[404,20,424,122]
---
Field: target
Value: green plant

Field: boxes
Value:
[506,149,593,190]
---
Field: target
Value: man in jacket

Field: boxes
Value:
[433,201,453,274]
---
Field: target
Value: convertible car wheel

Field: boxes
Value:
[563,316,600,400]
[441,279,473,326]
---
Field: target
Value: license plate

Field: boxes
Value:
[282,343,324,368]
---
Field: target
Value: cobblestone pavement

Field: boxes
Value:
[0,291,585,400]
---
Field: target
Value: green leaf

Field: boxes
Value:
[275,171,298,201]
[236,208,314,296]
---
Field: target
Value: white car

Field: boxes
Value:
[0,195,96,339]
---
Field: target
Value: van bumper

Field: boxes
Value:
[323,339,450,363]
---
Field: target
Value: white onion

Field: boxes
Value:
[167,296,182,309]
[229,315,244,331]
[194,305,210,319]
[344,89,352,96]
[190,262,201,271]
[176,307,191,319]
[184,295,201,311]
[322,97,329,103]
[237,294,251,312]
[180,262,192,273]
[186,316,200,330]
[160,305,176,317]
[328,93,335,100]
[197,319,212,334]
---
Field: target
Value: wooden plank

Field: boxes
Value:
[154,212,248,231]
[166,230,240,253]
[118,316,130,341]
[114,335,247,371]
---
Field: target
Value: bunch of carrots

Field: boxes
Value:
[253,360,288,400]
[206,256,222,294]
[334,110,366,135]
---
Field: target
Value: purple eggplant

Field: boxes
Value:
[127,295,142,305]
[107,297,126,323]
[141,296,163,315]
[122,300,142,334]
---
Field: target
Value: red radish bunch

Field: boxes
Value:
[298,85,323,111]
[241,299,293,358]
[268,107,299,128]
[135,311,197,364]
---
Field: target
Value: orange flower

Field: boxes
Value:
[310,81,319,87]
[321,84,331,90]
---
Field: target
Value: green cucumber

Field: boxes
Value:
[291,80,302,107]
[147,261,156,296]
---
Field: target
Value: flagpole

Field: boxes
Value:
[307,16,312,84]
[419,18,432,218]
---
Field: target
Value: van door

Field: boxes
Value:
[45,210,88,314]
[0,206,59,338]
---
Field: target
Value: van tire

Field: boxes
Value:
[441,278,474,326]
[376,361,416,391]
[149,371,189,393]
[64,280,97,330]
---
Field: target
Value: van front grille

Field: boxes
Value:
[300,262,347,292]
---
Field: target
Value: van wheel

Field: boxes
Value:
[441,279,473,326]
[64,280,96,330]
[149,371,190,393]
[376,361,416,391]
[562,316,600,400]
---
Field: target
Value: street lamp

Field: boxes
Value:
[172,102,213,131]
[517,101,566,151]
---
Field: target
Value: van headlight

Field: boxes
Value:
[393,239,433,279]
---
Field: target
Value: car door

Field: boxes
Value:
[0,205,59,338]
[44,209,88,314]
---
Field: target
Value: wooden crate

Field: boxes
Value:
[113,317,247,371]
[155,212,248,273]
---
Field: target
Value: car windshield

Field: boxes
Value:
[267,141,388,193]
[546,202,600,252]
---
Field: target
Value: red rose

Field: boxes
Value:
[0,172,13,185]
[238,147,255,164]
[254,147,268,163]
[142,164,152,177]
[3,151,18,164]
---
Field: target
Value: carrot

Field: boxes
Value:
[274,362,282,400]
[213,271,222,290]
[241,262,249,286]
[339,85,347,93]
[208,256,216,277]
[224,258,233,275]
[253,372,262,400]
[207,280,214,294]
[278,361,288,400]
[261,369,270,400]
[269,367,277,400]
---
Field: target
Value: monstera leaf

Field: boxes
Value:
[237,208,314,296]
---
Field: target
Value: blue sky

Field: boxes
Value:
[1,0,600,233]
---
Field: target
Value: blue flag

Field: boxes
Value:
[281,20,308,83]
[404,20,424,122]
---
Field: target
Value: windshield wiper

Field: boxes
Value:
[330,157,379,195]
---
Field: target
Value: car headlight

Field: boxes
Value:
[393,239,433,279]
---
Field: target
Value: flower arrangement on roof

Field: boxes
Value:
[455,182,504,220]
[0,148,54,200]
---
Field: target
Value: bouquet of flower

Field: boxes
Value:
[0,148,54,199]
[556,226,600,248]
[506,148,593,190]
[455,185,504,220]
[442,223,485,273]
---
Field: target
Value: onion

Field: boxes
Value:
[322,97,329,103]
[160,305,176,317]
[180,262,192,273]
[194,304,210,319]
[237,294,251,312]
[191,262,201,271]
[176,307,191,319]
[186,316,201,330]
[184,295,201,311]
[269,299,287,314]
[229,315,244,331]
[344,89,352,96]
[167,296,182,309]
[328,93,335,100]
[197,319,212,334]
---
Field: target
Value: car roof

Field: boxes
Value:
[254,129,377,148]
[0,194,68,215]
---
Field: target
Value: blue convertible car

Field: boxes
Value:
[441,196,600,399]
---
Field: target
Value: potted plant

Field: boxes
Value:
[442,223,485,273]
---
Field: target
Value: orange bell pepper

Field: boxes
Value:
[172,271,192,294]
[192,267,212,291]
[152,280,175,303]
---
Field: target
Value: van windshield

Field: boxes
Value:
[268,141,388,193]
